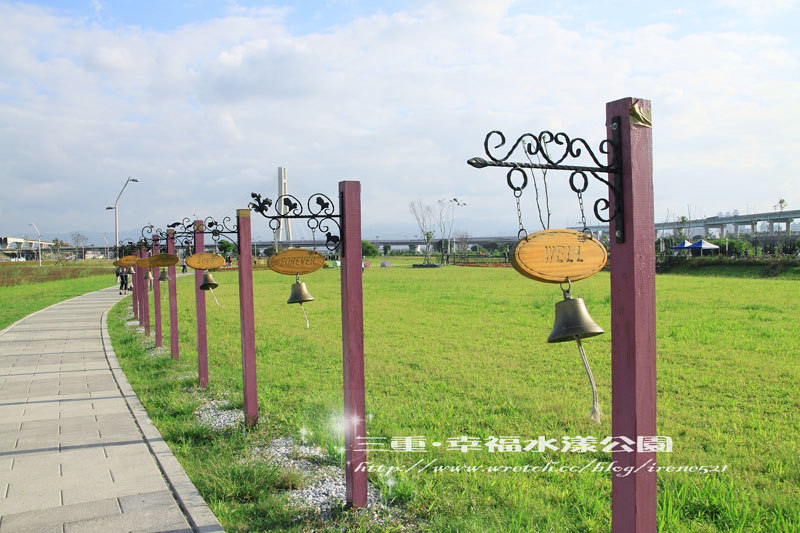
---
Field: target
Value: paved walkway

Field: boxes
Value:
[0,287,223,532]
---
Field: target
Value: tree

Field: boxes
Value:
[51,238,65,264]
[454,230,470,261]
[677,216,688,237]
[71,233,87,261]
[409,200,435,264]
[217,240,237,257]
[435,198,466,264]
[382,244,391,256]
[362,241,379,257]
[775,198,787,212]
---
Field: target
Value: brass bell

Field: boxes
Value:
[199,270,218,291]
[158,268,171,282]
[287,280,314,304]
[145,269,154,281]
[547,286,604,343]
[547,280,604,423]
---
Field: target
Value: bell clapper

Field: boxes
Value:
[576,338,602,423]
[548,277,604,423]
[288,273,314,327]
[208,287,224,308]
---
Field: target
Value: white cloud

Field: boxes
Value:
[0,2,798,239]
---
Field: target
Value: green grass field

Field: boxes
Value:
[0,264,116,329]
[107,257,799,532]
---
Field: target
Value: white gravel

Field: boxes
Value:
[193,400,244,431]
[250,437,415,529]
[147,346,169,358]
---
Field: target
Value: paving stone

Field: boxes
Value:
[0,497,120,531]
[118,490,176,513]
[0,288,222,532]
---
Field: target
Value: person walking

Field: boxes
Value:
[119,266,130,295]
[181,257,187,273]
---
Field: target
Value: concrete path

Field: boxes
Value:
[0,287,224,532]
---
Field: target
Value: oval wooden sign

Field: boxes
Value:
[150,254,179,267]
[511,229,607,283]
[185,253,225,270]
[136,257,152,268]
[112,260,122,267]
[268,248,325,275]
[119,255,138,266]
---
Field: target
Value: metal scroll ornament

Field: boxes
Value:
[467,119,624,242]
[249,192,341,252]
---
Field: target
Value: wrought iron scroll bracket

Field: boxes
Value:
[115,239,138,259]
[138,224,169,250]
[248,192,342,252]
[165,218,195,250]
[165,217,239,249]
[467,116,625,243]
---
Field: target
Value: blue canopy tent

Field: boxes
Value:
[689,239,720,256]
[670,240,693,249]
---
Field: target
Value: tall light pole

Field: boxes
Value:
[106,177,139,256]
[29,223,41,267]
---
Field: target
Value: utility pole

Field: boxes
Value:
[106,177,139,253]
[29,223,41,266]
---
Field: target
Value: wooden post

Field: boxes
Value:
[141,244,151,336]
[194,220,209,388]
[339,181,367,508]
[607,97,657,532]
[138,247,144,326]
[166,230,180,360]
[132,248,139,319]
[237,209,258,427]
[152,236,163,348]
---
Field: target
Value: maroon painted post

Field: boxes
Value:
[194,220,209,388]
[166,229,180,360]
[137,247,145,327]
[236,209,258,427]
[131,249,139,319]
[152,236,163,348]
[339,181,367,508]
[607,97,657,532]
[140,244,151,336]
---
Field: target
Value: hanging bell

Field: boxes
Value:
[287,280,314,304]
[199,270,218,291]
[158,268,171,282]
[145,270,154,281]
[547,286,604,343]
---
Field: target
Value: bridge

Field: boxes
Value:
[580,209,800,238]
[1,237,54,250]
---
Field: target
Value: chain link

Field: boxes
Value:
[515,194,527,239]
[577,190,587,232]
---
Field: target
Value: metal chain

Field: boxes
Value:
[577,189,588,233]
[515,193,527,240]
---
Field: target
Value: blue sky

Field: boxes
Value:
[30,0,800,39]
[1,1,799,241]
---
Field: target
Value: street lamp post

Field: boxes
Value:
[29,223,41,267]
[106,177,139,255]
